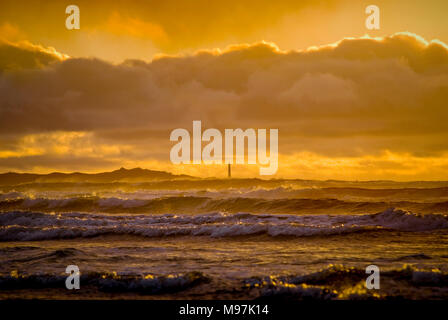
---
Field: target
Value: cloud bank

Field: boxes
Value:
[1,32,448,179]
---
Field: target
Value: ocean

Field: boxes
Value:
[1,180,448,299]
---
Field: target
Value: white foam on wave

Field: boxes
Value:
[0,208,447,241]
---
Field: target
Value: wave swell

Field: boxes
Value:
[0,208,447,241]
[1,196,448,215]
[0,271,209,294]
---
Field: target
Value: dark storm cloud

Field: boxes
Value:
[1,32,448,161]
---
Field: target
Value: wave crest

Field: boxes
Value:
[0,208,447,241]
[0,271,209,294]
[2,195,448,215]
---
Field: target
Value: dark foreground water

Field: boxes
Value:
[1,183,448,299]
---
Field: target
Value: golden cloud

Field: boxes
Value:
[103,12,168,43]
[0,32,448,179]
[0,39,68,71]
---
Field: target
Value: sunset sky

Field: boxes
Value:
[1,0,448,180]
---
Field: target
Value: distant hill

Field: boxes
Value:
[0,168,195,185]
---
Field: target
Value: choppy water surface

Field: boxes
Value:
[1,181,447,299]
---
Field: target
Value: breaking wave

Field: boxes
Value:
[1,195,448,215]
[246,264,448,300]
[1,208,447,241]
[2,265,447,299]
[0,271,209,294]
